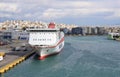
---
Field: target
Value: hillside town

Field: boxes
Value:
[0,20,120,36]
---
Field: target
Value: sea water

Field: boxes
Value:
[4,36,120,77]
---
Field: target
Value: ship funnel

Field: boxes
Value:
[48,22,55,28]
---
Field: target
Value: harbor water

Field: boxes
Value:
[4,36,120,77]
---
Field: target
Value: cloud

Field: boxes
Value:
[106,9,120,19]
[0,13,12,17]
[46,1,93,8]
[114,11,120,17]
[40,8,116,20]
[0,0,120,25]
[41,8,67,19]
[0,2,20,13]
[35,0,120,20]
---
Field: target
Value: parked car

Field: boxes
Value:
[0,41,7,46]
[11,46,27,51]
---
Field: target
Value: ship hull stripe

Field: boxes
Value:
[48,37,64,48]
[39,48,63,60]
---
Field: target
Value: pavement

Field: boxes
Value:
[0,40,33,67]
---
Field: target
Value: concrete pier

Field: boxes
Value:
[0,50,35,74]
[0,40,35,74]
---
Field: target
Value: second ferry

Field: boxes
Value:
[28,22,64,60]
[108,32,120,40]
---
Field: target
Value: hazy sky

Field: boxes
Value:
[0,0,120,25]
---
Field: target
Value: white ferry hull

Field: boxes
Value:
[28,22,65,60]
[36,37,64,60]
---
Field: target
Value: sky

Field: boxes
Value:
[0,0,120,25]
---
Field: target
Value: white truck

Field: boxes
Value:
[0,52,5,61]
[0,56,3,61]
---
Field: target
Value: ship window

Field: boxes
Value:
[34,39,35,41]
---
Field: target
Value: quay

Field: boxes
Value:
[0,40,35,75]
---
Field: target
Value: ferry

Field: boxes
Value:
[28,22,64,60]
[108,33,120,40]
